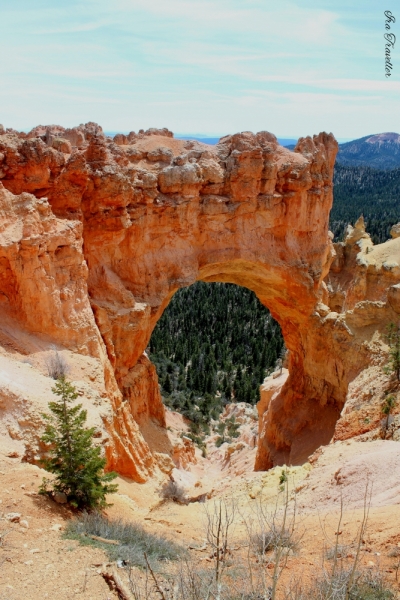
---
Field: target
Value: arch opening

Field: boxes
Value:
[149,281,285,434]
[102,249,344,481]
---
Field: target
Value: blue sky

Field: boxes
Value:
[0,0,398,139]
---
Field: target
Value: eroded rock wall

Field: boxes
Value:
[0,184,99,354]
[255,217,400,468]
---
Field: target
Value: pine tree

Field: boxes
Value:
[381,394,397,435]
[385,322,400,381]
[164,374,172,394]
[205,373,213,394]
[226,416,240,439]
[40,378,118,510]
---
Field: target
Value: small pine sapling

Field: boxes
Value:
[279,470,288,484]
[381,394,397,436]
[384,322,400,381]
[215,420,227,447]
[40,378,118,509]
[226,416,240,439]
[215,416,240,447]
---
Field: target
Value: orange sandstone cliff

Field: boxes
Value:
[0,123,399,480]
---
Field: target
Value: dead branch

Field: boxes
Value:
[144,552,168,600]
[102,567,134,600]
[88,533,120,545]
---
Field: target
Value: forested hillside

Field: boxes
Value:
[150,283,284,426]
[331,164,400,243]
[336,132,400,169]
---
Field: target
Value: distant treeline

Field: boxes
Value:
[331,163,400,243]
[150,283,283,425]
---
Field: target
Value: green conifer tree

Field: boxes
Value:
[40,378,118,509]
[381,394,397,435]
[164,373,172,394]
[226,416,240,439]
[385,322,400,381]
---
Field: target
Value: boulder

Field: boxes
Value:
[5,512,21,522]
[53,492,68,504]
[390,223,400,238]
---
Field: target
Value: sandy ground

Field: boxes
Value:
[1,434,400,599]
[0,460,117,600]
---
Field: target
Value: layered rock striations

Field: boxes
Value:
[1,122,398,478]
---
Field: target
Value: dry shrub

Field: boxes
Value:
[251,524,299,555]
[310,569,395,600]
[45,350,69,380]
[241,484,302,600]
[325,544,348,560]
[65,512,185,569]
[159,480,188,504]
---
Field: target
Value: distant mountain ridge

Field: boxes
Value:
[337,132,400,169]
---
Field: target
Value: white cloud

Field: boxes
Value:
[0,0,398,136]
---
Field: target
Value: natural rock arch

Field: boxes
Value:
[0,124,348,480]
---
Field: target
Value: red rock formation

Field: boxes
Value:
[0,184,99,354]
[3,122,380,478]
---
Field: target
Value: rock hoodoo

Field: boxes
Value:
[1,122,399,480]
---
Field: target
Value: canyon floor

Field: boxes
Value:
[1,402,400,599]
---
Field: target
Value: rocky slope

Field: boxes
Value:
[0,122,399,481]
